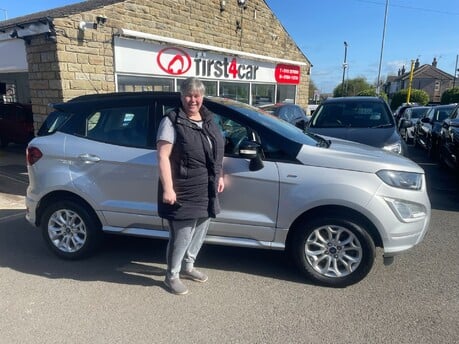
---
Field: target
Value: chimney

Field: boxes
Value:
[398,68,401,76]
[401,65,406,74]
[415,58,420,69]
[432,57,438,67]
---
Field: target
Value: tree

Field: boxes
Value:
[441,87,459,104]
[357,88,388,102]
[333,77,371,97]
[390,89,429,110]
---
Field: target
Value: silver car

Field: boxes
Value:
[25,92,431,287]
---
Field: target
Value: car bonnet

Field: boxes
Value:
[296,136,423,174]
[307,127,397,149]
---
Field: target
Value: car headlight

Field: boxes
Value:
[383,141,402,154]
[376,170,422,190]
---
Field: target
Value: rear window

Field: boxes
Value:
[37,111,72,136]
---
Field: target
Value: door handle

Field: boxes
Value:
[78,153,101,163]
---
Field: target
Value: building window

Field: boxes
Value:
[116,74,297,106]
[219,82,249,104]
[177,79,217,96]
[277,85,296,103]
[118,75,174,92]
[434,80,440,92]
[252,84,275,106]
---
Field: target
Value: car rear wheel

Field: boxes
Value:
[41,200,103,259]
[291,216,376,287]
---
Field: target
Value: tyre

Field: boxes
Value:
[290,216,376,287]
[40,200,103,259]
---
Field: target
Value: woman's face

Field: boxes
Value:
[181,91,203,116]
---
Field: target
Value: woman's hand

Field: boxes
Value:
[163,189,177,205]
[217,176,225,193]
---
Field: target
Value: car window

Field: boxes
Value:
[83,106,149,147]
[311,101,392,128]
[451,107,458,120]
[212,112,289,160]
[435,110,449,122]
[37,111,73,136]
[410,108,428,119]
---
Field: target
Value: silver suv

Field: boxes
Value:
[26,92,431,287]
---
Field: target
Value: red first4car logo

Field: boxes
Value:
[157,47,192,75]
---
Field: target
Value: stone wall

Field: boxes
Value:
[26,0,310,128]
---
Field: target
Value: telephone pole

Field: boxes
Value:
[342,41,348,96]
[376,0,389,95]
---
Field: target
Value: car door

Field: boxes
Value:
[418,107,434,147]
[208,112,280,244]
[153,99,280,244]
[64,102,162,231]
[440,106,459,168]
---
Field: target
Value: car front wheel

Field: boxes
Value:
[41,200,103,259]
[291,217,376,287]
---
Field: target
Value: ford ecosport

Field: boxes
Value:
[25,92,431,287]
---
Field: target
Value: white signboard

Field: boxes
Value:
[114,37,300,84]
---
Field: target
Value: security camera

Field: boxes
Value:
[96,16,107,25]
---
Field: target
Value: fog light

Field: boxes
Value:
[385,197,426,222]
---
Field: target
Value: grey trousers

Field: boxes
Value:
[166,217,211,279]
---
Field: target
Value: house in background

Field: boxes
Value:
[383,58,455,103]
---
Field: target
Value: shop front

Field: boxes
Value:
[114,31,306,107]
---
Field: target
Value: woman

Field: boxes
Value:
[157,77,225,295]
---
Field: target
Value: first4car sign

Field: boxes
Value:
[114,37,301,84]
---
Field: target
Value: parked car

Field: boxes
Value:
[259,103,310,130]
[306,96,410,155]
[26,92,431,288]
[399,106,430,143]
[393,102,419,125]
[439,104,459,172]
[413,104,457,157]
[0,102,35,147]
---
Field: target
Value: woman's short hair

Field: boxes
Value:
[180,77,205,96]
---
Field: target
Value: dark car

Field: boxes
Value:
[259,103,310,130]
[306,96,410,155]
[439,104,459,172]
[413,104,457,157]
[0,102,35,147]
[398,106,430,143]
[393,102,419,125]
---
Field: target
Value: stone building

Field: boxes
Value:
[384,58,454,103]
[0,0,311,129]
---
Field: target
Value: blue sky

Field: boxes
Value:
[1,0,458,94]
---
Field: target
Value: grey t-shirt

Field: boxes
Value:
[156,116,176,144]
[156,116,205,144]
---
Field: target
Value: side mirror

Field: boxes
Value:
[239,140,264,171]
[400,119,412,129]
[450,118,459,128]
[295,119,307,131]
[421,117,431,124]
